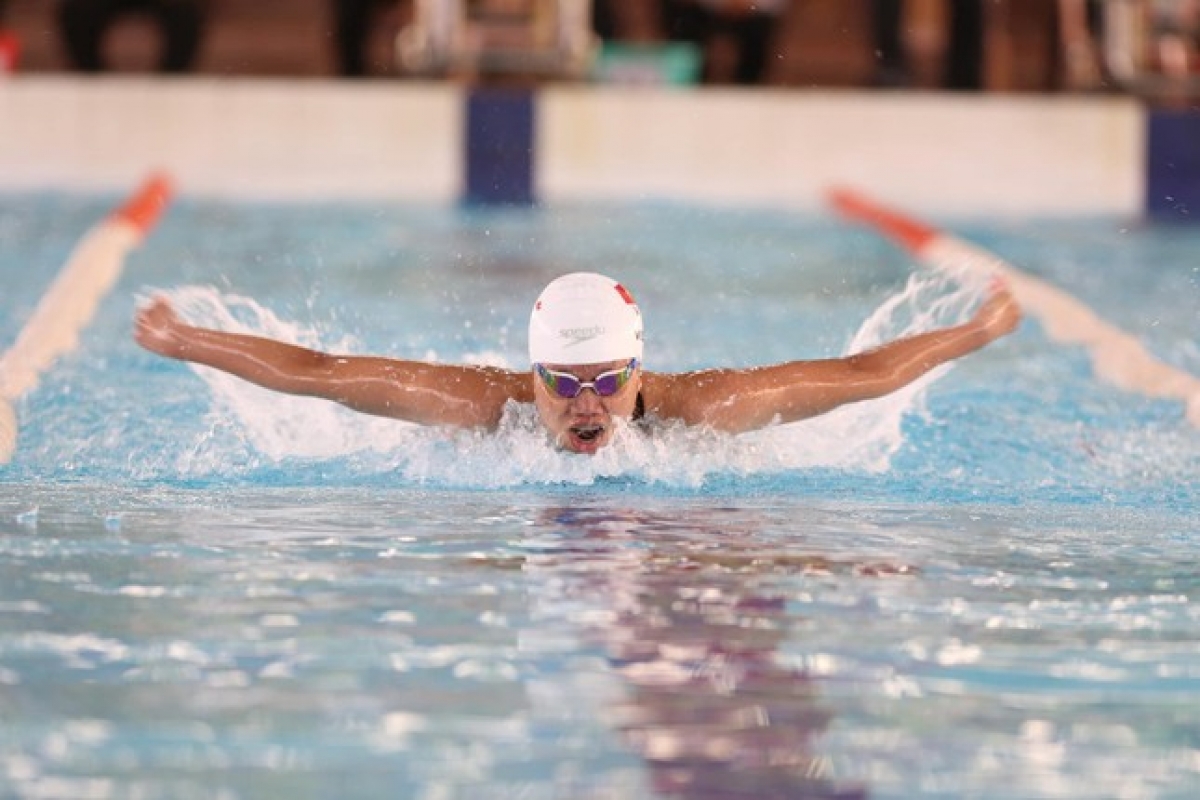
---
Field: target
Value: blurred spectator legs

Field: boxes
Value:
[593,0,619,40]
[1057,0,1105,90]
[870,0,986,90]
[726,6,780,84]
[872,0,907,86]
[332,0,382,77]
[58,0,204,72]
[1155,0,1200,79]
[658,0,784,85]
[1153,0,1200,105]
[944,0,984,89]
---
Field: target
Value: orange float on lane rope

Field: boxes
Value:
[0,173,174,463]
[828,186,1200,429]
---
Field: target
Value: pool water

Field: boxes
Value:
[1,193,1198,798]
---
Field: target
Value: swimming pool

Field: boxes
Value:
[2,192,1198,798]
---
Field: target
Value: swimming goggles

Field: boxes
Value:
[535,359,639,399]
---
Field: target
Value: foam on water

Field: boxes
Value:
[152,273,980,488]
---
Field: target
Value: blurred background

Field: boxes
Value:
[1,1,1195,216]
[4,0,1195,97]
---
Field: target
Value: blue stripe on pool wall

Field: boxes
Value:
[1146,109,1200,221]
[464,89,535,206]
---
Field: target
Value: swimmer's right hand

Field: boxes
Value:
[134,297,189,357]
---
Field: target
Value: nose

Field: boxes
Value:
[569,387,604,412]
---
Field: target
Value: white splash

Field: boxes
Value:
[155,277,981,487]
[163,285,416,462]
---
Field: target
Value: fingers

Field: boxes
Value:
[136,296,179,328]
[133,307,159,348]
[964,274,1021,344]
[133,295,183,354]
[980,279,1022,337]
[985,273,1021,308]
[141,295,174,315]
[983,274,1018,310]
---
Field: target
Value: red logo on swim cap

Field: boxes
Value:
[614,284,635,305]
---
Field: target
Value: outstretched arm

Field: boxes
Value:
[134,297,531,429]
[649,284,1021,432]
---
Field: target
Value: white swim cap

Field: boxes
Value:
[528,272,643,365]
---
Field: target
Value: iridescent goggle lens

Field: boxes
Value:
[535,359,639,399]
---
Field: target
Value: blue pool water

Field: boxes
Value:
[1,192,1198,798]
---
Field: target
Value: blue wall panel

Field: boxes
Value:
[1146,109,1200,220]
[464,89,535,206]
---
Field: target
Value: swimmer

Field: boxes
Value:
[134,272,1021,454]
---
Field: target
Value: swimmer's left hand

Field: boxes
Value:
[973,279,1022,341]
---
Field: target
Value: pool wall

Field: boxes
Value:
[0,76,1193,218]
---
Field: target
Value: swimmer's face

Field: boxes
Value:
[532,359,642,454]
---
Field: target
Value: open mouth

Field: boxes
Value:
[570,424,605,443]
[562,422,611,454]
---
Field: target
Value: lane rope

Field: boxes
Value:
[0,174,173,463]
[828,187,1200,429]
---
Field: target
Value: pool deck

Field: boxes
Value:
[0,76,1145,217]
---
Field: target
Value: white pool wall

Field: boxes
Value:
[0,78,461,201]
[540,89,1144,216]
[0,76,1145,216]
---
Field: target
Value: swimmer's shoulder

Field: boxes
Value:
[640,370,689,420]
[640,367,743,425]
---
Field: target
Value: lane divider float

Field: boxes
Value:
[828,187,1200,428]
[0,173,173,463]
